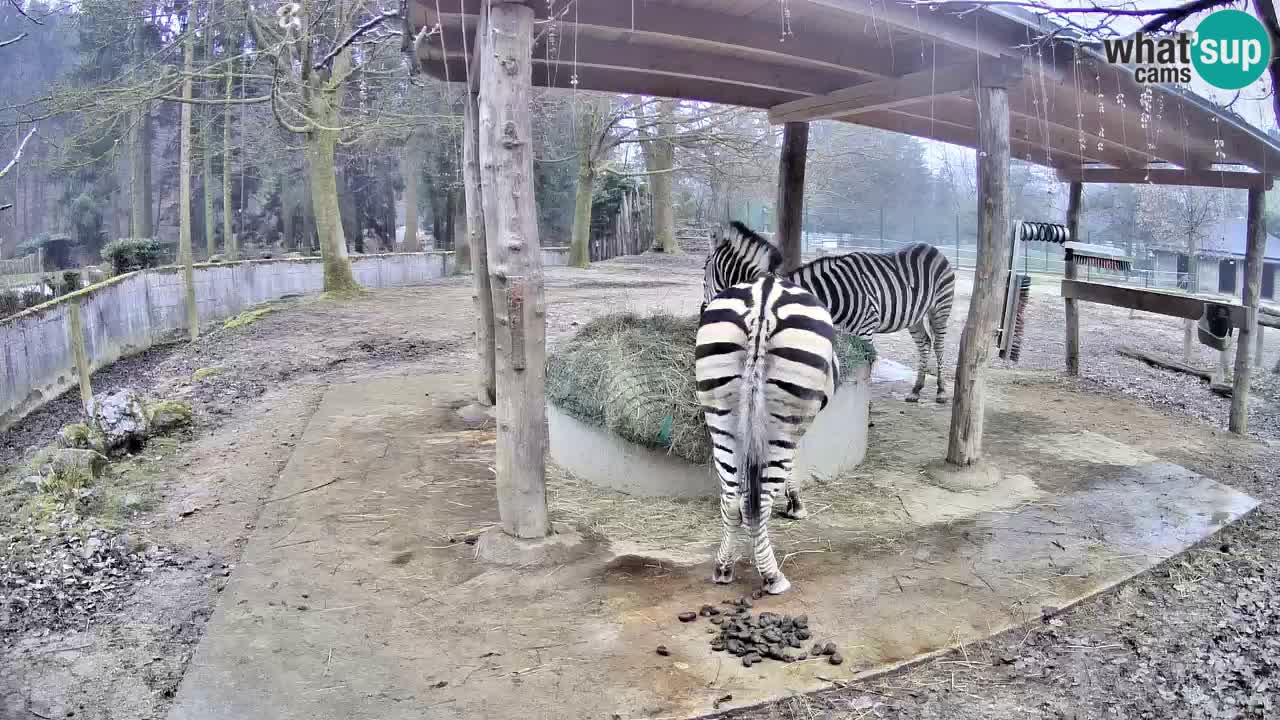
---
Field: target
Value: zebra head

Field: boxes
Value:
[701,221,782,315]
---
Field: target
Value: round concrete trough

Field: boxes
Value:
[548,365,871,498]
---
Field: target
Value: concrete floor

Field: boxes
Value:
[166,369,1258,720]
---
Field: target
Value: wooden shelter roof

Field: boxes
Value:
[410,0,1280,180]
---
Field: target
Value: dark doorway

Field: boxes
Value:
[1263,263,1277,300]
[1218,259,1237,294]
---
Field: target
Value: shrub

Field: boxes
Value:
[0,290,19,317]
[61,270,83,293]
[102,238,161,274]
[20,289,46,309]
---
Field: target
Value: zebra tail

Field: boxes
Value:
[737,351,770,527]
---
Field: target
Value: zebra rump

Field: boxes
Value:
[696,274,838,594]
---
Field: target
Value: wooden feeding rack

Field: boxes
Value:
[1063,242,1134,273]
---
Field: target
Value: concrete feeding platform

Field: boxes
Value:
[166,372,1258,720]
[547,365,871,498]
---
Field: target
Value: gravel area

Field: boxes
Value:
[1,252,1277,720]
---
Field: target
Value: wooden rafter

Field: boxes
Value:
[768,56,1023,125]
[1055,166,1274,190]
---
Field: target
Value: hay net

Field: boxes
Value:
[546,312,877,466]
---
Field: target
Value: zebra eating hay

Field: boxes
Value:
[703,221,956,403]
[695,274,839,595]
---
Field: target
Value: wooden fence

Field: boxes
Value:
[0,249,42,277]
[589,187,654,262]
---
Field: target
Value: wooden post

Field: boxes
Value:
[178,31,199,342]
[775,121,808,272]
[1256,326,1266,368]
[478,1,550,539]
[67,302,93,413]
[463,86,496,406]
[1063,181,1082,376]
[946,85,1011,467]
[1230,185,1266,434]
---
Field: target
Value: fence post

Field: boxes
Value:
[67,302,93,413]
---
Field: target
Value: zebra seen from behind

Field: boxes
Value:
[695,274,839,595]
[703,221,956,403]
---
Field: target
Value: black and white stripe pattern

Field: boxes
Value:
[701,221,782,315]
[695,275,838,595]
[703,222,956,403]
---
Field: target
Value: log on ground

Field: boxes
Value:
[1117,346,1213,382]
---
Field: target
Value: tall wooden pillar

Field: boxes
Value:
[1063,181,1082,375]
[463,86,495,405]
[1229,184,1267,434]
[775,121,808,272]
[478,1,550,539]
[946,85,1011,467]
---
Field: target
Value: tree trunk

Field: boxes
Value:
[306,55,359,293]
[463,89,494,402]
[570,162,594,268]
[479,2,550,539]
[130,107,153,238]
[401,149,421,252]
[1183,319,1195,362]
[569,104,599,268]
[1230,186,1266,434]
[179,33,199,341]
[643,99,679,254]
[775,121,809,273]
[201,119,216,258]
[1064,182,1082,375]
[946,85,1010,467]
[222,63,236,260]
[451,186,467,265]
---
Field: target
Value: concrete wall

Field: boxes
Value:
[0,251,519,431]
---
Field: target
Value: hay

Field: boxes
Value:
[546,311,877,465]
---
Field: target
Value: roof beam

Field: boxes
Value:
[423,1,921,82]
[768,56,1023,125]
[1056,167,1274,190]
[804,0,1012,57]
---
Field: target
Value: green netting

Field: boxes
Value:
[547,312,877,465]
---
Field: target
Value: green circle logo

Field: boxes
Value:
[1192,10,1271,90]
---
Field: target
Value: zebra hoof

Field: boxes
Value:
[712,564,735,584]
[904,394,921,403]
[762,574,791,595]
[935,393,950,404]
[780,501,808,520]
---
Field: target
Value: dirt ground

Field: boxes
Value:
[1,252,1278,719]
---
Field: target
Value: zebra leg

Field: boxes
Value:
[931,309,950,404]
[712,491,744,584]
[779,472,808,520]
[905,321,932,403]
[750,492,790,595]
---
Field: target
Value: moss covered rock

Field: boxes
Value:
[147,400,194,434]
[58,422,108,454]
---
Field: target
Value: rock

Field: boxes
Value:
[678,611,697,622]
[89,389,150,453]
[655,645,670,656]
[829,652,844,665]
[147,399,194,433]
[822,642,837,656]
[19,475,45,492]
[47,448,109,484]
[710,616,724,625]
[699,604,715,616]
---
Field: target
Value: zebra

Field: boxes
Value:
[695,274,839,595]
[702,221,955,403]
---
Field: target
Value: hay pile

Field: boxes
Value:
[546,312,876,465]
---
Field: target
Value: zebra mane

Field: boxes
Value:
[710,221,783,274]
